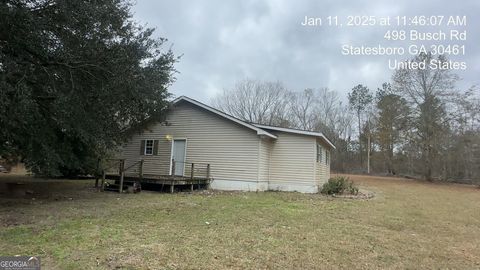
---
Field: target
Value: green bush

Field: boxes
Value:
[321,176,359,195]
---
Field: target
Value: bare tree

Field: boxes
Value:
[290,89,317,130]
[212,79,291,126]
[315,87,341,128]
[288,87,350,135]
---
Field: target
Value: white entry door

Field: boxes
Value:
[172,139,186,176]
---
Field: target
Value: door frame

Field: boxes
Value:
[169,138,188,176]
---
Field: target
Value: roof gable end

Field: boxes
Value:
[253,124,336,149]
[172,96,277,139]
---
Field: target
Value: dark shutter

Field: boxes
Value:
[140,140,145,155]
[153,140,159,155]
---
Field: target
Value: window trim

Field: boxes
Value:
[316,144,322,163]
[144,139,154,156]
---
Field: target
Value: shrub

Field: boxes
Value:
[321,176,359,195]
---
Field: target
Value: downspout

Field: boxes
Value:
[313,140,317,192]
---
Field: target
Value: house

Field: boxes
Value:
[117,96,335,193]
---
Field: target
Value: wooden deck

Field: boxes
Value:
[99,159,212,193]
[105,173,211,192]
[106,173,210,184]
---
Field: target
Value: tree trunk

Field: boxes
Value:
[367,134,370,174]
[424,149,433,181]
[357,112,363,168]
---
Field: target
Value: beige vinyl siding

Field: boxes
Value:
[268,132,316,188]
[315,139,331,186]
[118,101,259,182]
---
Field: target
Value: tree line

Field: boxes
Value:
[213,53,480,183]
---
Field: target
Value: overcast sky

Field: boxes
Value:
[132,0,480,103]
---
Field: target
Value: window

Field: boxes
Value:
[326,150,330,165]
[316,144,322,162]
[144,139,154,155]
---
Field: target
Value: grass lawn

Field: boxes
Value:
[1,174,479,269]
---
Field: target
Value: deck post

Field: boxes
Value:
[101,170,106,191]
[170,159,175,193]
[95,158,100,188]
[139,159,144,179]
[207,164,211,179]
[191,163,195,179]
[119,159,125,193]
[206,164,211,190]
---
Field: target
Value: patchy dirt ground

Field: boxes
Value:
[1,174,479,269]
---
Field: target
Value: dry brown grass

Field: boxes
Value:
[1,174,479,269]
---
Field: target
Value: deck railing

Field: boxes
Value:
[171,159,211,179]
